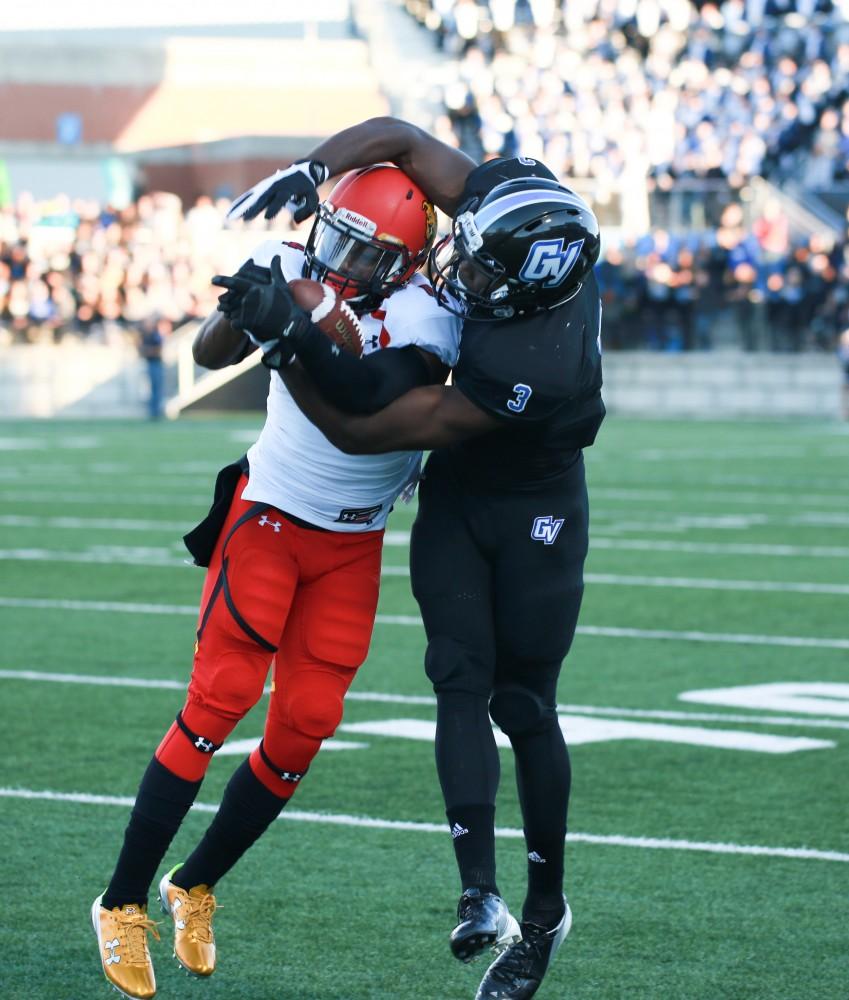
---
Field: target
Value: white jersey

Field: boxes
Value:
[241,240,461,531]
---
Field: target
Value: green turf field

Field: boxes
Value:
[1,415,847,1000]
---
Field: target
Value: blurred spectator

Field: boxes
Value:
[2,186,848,357]
[838,327,849,418]
[595,204,848,353]
[138,316,169,421]
[0,190,255,346]
[406,0,849,188]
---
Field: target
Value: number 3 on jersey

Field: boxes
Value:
[507,383,533,413]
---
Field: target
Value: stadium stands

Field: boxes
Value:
[404,0,849,190]
[2,188,845,354]
[0,192,276,346]
[2,2,848,417]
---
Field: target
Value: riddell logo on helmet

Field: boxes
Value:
[335,207,376,235]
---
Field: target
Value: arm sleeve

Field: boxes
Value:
[294,325,434,414]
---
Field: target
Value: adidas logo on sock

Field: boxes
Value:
[528,851,547,863]
[450,823,469,839]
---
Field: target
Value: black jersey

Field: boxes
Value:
[446,271,605,488]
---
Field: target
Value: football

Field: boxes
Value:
[289,278,364,357]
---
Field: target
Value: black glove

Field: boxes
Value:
[215,258,271,319]
[211,255,311,370]
[226,159,330,223]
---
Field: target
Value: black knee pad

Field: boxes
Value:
[424,636,490,696]
[489,684,556,737]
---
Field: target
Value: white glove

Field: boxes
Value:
[226,159,330,223]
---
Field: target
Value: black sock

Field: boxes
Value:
[510,719,570,928]
[102,757,202,910]
[522,831,566,928]
[172,758,288,890]
[446,804,499,896]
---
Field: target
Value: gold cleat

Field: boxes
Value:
[91,894,159,999]
[158,866,217,977]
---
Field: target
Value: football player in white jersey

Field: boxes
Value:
[215,119,603,1000]
[91,165,460,1000]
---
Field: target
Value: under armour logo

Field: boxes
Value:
[531,515,564,545]
[194,736,215,753]
[519,238,584,288]
[528,851,547,863]
[172,896,186,930]
[104,939,121,965]
[258,515,282,532]
[450,823,469,839]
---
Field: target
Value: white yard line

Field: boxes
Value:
[0,548,188,567]
[1,787,845,863]
[0,491,209,507]
[10,482,849,507]
[576,625,849,650]
[0,597,200,615]
[589,537,849,559]
[0,669,187,691]
[0,515,190,532]
[584,574,849,595]
[0,515,412,543]
[592,509,849,528]
[5,490,849,525]
[629,446,815,461]
[1,597,848,649]
[2,548,848,594]
[3,669,849,731]
[592,487,849,508]
[3,516,848,560]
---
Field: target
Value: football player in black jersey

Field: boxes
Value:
[221,118,604,1000]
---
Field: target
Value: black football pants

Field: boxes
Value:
[410,449,588,852]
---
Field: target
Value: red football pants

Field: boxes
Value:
[156,475,383,796]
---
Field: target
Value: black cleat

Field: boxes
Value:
[475,899,572,999]
[449,889,521,964]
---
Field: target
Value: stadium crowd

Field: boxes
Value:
[3,1,849,353]
[0,191,236,347]
[405,0,849,189]
[597,201,848,351]
[1,188,847,353]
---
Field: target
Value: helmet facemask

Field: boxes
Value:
[430,213,524,320]
[305,203,413,313]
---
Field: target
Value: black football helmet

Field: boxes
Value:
[429,178,600,320]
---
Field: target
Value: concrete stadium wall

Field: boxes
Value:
[0,343,159,419]
[601,352,843,419]
[0,345,843,420]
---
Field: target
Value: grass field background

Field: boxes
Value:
[0,415,846,999]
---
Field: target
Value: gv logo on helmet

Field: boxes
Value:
[519,237,585,288]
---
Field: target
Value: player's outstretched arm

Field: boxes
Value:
[281,363,499,453]
[194,258,277,369]
[192,310,255,369]
[228,118,476,222]
[309,118,476,215]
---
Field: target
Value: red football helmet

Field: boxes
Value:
[303,164,437,311]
